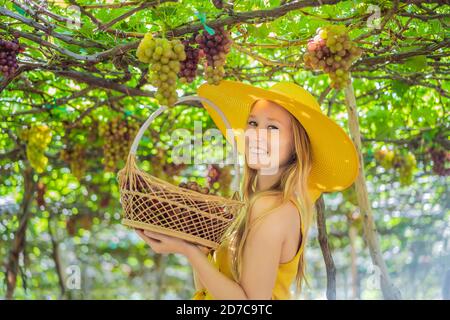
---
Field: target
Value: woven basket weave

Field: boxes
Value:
[117,96,244,249]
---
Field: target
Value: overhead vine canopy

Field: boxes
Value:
[0,0,448,300]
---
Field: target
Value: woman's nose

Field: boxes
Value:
[254,130,268,147]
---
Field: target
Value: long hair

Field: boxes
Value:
[219,100,316,297]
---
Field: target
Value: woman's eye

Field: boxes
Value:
[248,121,257,127]
[268,125,279,130]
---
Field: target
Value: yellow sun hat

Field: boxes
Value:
[196,80,360,197]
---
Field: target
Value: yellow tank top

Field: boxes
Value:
[191,197,306,300]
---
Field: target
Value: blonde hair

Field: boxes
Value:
[219,100,316,297]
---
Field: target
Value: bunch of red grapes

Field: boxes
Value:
[178,35,201,83]
[303,25,362,89]
[36,182,46,208]
[195,26,232,85]
[207,164,221,186]
[99,116,140,172]
[179,181,212,195]
[428,146,450,176]
[0,36,23,78]
[212,0,224,9]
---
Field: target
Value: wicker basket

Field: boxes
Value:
[117,96,244,249]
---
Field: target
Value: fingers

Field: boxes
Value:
[143,230,167,241]
[135,229,175,254]
[145,238,162,251]
[197,245,208,253]
[136,229,162,251]
[135,229,161,241]
[136,229,151,241]
[133,228,189,255]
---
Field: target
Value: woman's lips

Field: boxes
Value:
[249,147,268,155]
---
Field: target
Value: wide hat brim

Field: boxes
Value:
[196,80,359,197]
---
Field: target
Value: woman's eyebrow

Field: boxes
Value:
[248,114,282,125]
[248,115,282,126]
[266,117,282,125]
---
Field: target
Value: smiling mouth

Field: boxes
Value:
[249,147,269,155]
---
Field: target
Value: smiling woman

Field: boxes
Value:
[186,80,359,299]
[135,79,358,299]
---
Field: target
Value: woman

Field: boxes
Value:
[136,80,359,300]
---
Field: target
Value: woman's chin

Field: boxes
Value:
[247,163,262,170]
[246,152,276,170]
[247,162,277,171]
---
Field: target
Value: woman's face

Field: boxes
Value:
[244,99,295,173]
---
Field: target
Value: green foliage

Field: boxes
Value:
[0,0,448,300]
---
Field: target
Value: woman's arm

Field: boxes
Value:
[192,245,212,291]
[135,197,296,299]
[185,199,292,300]
[193,269,204,291]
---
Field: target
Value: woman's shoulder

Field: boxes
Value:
[249,195,300,232]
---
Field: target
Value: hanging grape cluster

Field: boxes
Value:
[374,149,395,170]
[375,149,417,186]
[136,33,186,106]
[60,144,88,180]
[19,124,52,173]
[66,214,93,236]
[179,181,212,195]
[163,162,187,177]
[393,152,417,186]
[428,146,450,176]
[0,36,23,78]
[36,182,46,208]
[217,165,232,196]
[195,26,232,85]
[303,25,362,89]
[178,35,201,84]
[212,0,223,9]
[99,116,140,172]
[207,164,221,186]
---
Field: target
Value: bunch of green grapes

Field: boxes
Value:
[375,148,417,186]
[19,124,52,173]
[204,64,226,85]
[60,144,87,180]
[99,116,140,172]
[397,152,417,186]
[303,25,362,89]
[136,33,186,106]
[374,149,395,170]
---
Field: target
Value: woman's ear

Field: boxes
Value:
[286,149,297,165]
[290,152,297,163]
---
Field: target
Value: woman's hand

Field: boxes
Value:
[196,245,213,255]
[135,229,191,255]
[135,229,212,256]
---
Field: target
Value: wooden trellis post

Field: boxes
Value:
[316,195,337,300]
[344,77,402,300]
[5,166,35,299]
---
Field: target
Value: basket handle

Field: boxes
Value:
[129,95,241,193]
